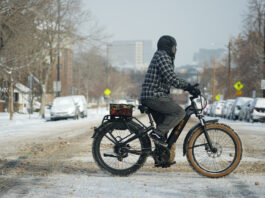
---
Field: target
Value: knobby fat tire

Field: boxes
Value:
[186,123,242,178]
[92,121,149,176]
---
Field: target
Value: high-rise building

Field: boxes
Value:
[108,40,153,71]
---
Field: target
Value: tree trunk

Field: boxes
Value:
[8,82,14,120]
[40,85,46,119]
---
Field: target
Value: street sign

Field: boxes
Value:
[104,88,111,96]
[234,81,244,91]
[261,80,265,90]
[53,81,61,92]
[235,90,242,96]
[215,94,220,101]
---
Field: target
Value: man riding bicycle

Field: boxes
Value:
[141,35,200,147]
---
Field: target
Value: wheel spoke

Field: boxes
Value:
[99,129,143,170]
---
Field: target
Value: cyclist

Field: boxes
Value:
[141,35,200,147]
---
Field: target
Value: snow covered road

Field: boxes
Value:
[0,110,264,197]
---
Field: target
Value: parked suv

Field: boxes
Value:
[66,95,88,118]
[238,99,253,121]
[50,97,80,121]
[248,98,265,122]
[231,97,252,120]
[222,99,235,118]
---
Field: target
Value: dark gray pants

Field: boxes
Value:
[141,96,186,136]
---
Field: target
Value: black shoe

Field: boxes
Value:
[150,132,168,147]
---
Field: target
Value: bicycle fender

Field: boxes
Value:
[91,121,113,138]
[183,119,218,156]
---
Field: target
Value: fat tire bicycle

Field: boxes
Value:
[92,93,242,178]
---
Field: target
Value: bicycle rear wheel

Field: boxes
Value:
[92,121,149,176]
[186,123,242,178]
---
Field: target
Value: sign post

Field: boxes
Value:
[104,88,111,110]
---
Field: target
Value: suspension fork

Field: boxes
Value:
[199,118,216,152]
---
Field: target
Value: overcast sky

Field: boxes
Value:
[82,0,249,67]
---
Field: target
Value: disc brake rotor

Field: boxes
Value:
[206,143,222,158]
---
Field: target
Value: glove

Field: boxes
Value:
[185,84,201,96]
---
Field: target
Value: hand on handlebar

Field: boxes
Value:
[185,83,201,96]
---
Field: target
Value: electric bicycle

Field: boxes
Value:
[92,92,242,178]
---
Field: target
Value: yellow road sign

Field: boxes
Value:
[215,94,220,101]
[234,81,244,91]
[104,88,111,96]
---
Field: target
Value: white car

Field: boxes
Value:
[213,101,225,117]
[65,95,88,118]
[221,99,235,118]
[118,99,127,104]
[248,98,265,122]
[231,97,252,120]
[50,97,80,121]
[238,99,253,121]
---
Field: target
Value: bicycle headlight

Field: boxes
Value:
[193,96,207,110]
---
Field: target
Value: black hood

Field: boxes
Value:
[157,35,177,58]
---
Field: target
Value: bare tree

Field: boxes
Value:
[0,0,41,119]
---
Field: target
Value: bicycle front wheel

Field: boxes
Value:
[186,123,242,178]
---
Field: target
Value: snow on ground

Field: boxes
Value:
[1,172,265,198]
[203,116,265,137]
[0,108,108,141]
[0,110,265,197]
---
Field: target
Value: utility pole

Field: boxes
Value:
[212,56,216,104]
[228,41,232,99]
[56,0,61,97]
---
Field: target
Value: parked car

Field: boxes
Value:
[203,104,211,115]
[247,98,265,122]
[225,102,234,119]
[50,97,80,121]
[238,99,253,121]
[231,97,252,120]
[126,99,139,106]
[209,101,218,117]
[118,99,127,104]
[221,99,235,118]
[65,95,88,118]
[214,101,225,117]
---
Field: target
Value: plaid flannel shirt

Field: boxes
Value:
[141,50,189,100]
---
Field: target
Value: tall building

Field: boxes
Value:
[108,40,153,71]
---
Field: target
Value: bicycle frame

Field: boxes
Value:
[98,95,217,155]
[147,96,215,151]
